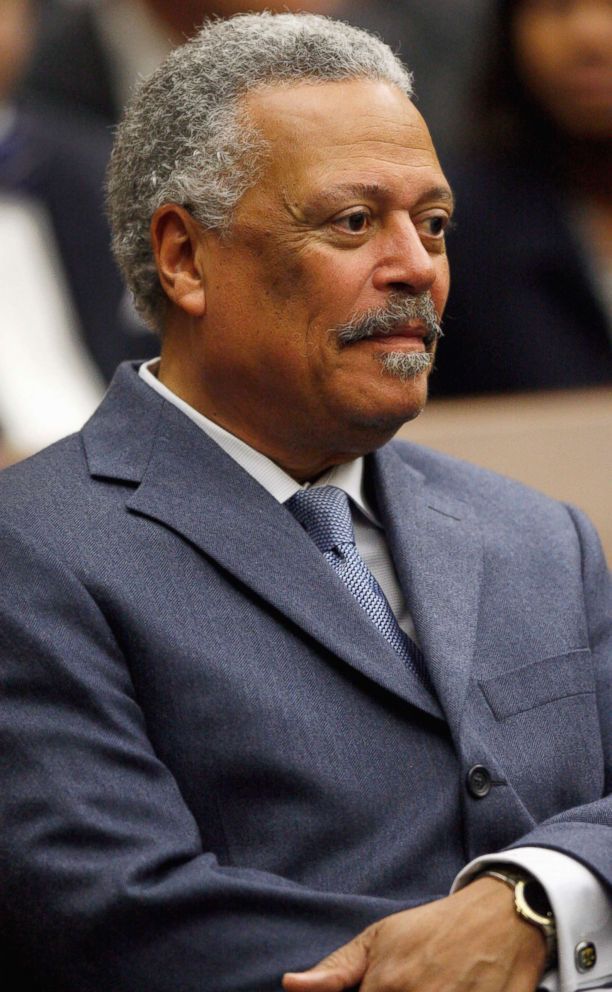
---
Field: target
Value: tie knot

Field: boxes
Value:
[286,485,355,553]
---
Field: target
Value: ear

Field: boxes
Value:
[150,204,206,318]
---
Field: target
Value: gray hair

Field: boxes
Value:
[106,12,414,330]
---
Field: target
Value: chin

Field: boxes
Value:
[350,377,429,439]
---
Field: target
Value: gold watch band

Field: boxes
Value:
[478,867,557,970]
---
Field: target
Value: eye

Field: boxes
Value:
[331,208,371,235]
[418,212,452,240]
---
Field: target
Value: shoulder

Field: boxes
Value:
[389,437,536,499]
[0,433,113,562]
[387,438,607,591]
[388,437,595,534]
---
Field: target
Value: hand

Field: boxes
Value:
[282,876,547,992]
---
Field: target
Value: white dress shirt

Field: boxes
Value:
[139,357,612,992]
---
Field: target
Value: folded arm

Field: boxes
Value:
[0,526,411,991]
[284,505,612,992]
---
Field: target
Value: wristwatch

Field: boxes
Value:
[477,866,557,970]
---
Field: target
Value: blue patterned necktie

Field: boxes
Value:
[286,485,423,676]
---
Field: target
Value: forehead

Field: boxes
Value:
[240,78,448,210]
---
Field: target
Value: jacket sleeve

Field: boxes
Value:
[0,524,409,992]
[503,505,612,885]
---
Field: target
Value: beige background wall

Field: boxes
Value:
[399,387,612,563]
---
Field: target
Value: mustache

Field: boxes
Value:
[333,293,443,348]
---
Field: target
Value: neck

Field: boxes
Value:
[156,352,398,484]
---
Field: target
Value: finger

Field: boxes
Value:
[282,932,371,992]
[281,971,349,992]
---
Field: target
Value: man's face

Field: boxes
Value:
[191,79,452,475]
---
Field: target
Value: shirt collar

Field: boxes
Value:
[139,358,379,523]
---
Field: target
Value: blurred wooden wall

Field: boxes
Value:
[399,387,612,563]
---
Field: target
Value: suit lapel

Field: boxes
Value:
[83,367,441,716]
[370,443,483,732]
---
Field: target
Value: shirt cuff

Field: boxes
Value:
[451,846,612,992]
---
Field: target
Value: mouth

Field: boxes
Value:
[333,293,443,351]
[369,321,429,347]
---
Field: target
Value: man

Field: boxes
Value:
[0,13,610,992]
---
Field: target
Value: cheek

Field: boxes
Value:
[266,256,312,307]
[242,236,361,352]
[240,228,313,306]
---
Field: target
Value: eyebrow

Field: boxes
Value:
[304,182,455,213]
[416,185,456,211]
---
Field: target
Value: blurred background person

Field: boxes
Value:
[0,0,156,462]
[434,0,612,396]
[348,0,490,162]
[21,0,209,126]
[21,0,488,160]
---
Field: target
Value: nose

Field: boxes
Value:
[371,214,438,296]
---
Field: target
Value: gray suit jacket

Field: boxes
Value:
[0,363,610,991]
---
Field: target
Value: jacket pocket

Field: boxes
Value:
[478,648,594,720]
[475,648,603,822]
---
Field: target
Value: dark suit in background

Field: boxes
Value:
[21,1,118,124]
[432,158,612,397]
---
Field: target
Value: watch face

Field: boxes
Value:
[524,879,553,919]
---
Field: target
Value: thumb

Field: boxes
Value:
[282,929,372,992]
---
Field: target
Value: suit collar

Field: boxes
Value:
[126,402,442,717]
[82,362,165,483]
[139,357,378,522]
[370,442,483,732]
[83,364,477,719]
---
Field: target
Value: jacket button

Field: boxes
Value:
[466,764,492,798]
